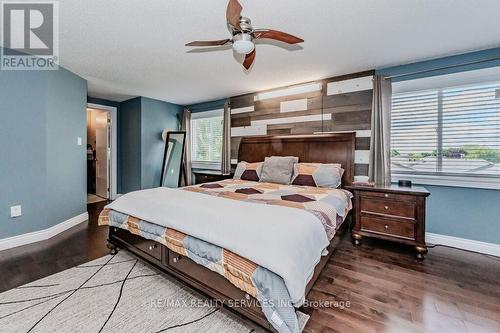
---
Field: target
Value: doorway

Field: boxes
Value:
[86,103,117,203]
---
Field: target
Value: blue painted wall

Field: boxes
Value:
[378,47,500,245]
[87,97,119,108]
[45,70,87,226]
[0,50,87,239]
[425,185,500,244]
[0,70,48,238]
[119,97,143,194]
[188,98,227,113]
[118,97,182,193]
[141,97,182,189]
[377,47,500,82]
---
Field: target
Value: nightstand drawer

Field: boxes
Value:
[193,171,232,185]
[360,197,416,219]
[361,216,415,240]
[194,174,222,184]
[360,191,416,203]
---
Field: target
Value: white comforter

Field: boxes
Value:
[106,187,330,306]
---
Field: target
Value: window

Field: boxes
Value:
[391,81,500,188]
[191,109,223,170]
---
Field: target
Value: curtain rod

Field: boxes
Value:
[382,56,500,80]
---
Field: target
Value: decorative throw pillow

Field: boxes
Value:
[259,156,299,185]
[233,161,263,181]
[291,163,344,188]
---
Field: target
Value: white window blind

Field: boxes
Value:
[391,82,500,179]
[191,110,223,169]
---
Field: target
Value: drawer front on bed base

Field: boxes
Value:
[168,250,255,303]
[110,227,162,261]
[167,250,273,331]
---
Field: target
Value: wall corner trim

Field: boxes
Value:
[426,232,500,257]
[0,212,89,251]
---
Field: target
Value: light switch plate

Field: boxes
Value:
[10,205,22,218]
[77,137,82,146]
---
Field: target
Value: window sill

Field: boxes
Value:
[191,162,221,171]
[192,169,224,176]
[392,174,500,190]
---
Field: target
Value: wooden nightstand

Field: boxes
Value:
[346,185,430,259]
[193,170,232,185]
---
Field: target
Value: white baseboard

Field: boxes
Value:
[426,232,500,257]
[0,212,89,251]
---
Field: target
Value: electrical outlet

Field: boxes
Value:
[10,205,22,218]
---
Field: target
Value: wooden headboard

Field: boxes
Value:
[238,133,356,186]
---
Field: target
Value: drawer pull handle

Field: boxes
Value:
[384,206,389,210]
[245,294,251,300]
[384,194,389,198]
[384,224,389,230]
[148,245,157,251]
[173,257,180,263]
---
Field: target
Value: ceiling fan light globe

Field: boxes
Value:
[233,40,254,55]
[232,33,254,55]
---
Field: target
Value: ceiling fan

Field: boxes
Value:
[185,0,304,70]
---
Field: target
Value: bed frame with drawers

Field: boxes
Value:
[106,133,356,331]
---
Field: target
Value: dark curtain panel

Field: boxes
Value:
[181,108,192,185]
[369,75,392,185]
[221,100,231,175]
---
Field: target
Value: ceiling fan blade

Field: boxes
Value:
[254,29,304,44]
[226,0,242,30]
[243,49,256,70]
[185,39,231,47]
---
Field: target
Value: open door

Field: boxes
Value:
[95,111,110,198]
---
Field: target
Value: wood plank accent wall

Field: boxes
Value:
[230,70,375,177]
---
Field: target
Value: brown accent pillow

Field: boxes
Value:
[233,162,263,181]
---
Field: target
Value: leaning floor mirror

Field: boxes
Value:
[160,131,186,188]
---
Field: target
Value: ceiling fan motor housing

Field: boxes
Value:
[238,17,253,33]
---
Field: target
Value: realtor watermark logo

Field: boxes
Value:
[1,1,59,70]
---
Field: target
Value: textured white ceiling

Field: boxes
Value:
[58,0,500,104]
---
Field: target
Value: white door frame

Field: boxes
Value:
[87,103,118,200]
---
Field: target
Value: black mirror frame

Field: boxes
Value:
[160,131,186,188]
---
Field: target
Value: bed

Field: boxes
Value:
[98,133,355,332]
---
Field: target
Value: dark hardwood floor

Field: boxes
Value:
[0,201,109,292]
[1,203,499,333]
[304,239,500,333]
